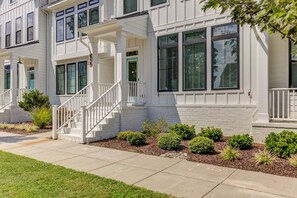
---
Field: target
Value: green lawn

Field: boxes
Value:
[0,151,172,198]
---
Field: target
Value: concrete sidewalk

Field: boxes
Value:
[1,131,297,198]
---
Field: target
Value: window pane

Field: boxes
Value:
[124,0,137,14]
[184,29,205,41]
[78,61,88,91]
[291,62,297,87]
[67,63,76,94]
[4,65,10,89]
[89,7,99,25]
[27,13,33,27]
[56,65,65,95]
[184,43,206,90]
[151,0,167,6]
[27,27,34,41]
[16,31,21,44]
[212,38,239,89]
[66,16,74,40]
[213,24,238,37]
[78,11,87,28]
[159,34,178,46]
[56,19,64,42]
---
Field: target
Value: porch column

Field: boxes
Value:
[10,55,18,106]
[256,29,270,123]
[116,31,127,107]
[89,37,100,101]
[0,59,4,94]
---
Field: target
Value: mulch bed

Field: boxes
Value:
[0,123,52,136]
[90,137,297,179]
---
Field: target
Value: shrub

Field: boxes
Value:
[199,126,223,142]
[31,107,52,129]
[169,124,196,140]
[289,155,297,168]
[19,90,50,112]
[265,130,297,158]
[142,118,169,137]
[227,134,254,150]
[221,146,240,161]
[15,124,39,132]
[254,150,276,165]
[117,131,134,140]
[158,133,181,150]
[189,136,215,154]
[126,132,147,146]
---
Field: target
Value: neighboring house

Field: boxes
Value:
[1,0,296,143]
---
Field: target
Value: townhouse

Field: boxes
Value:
[0,0,296,143]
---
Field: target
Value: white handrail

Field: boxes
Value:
[127,81,146,104]
[0,89,11,110]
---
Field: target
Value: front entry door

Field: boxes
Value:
[27,69,35,90]
[127,58,138,103]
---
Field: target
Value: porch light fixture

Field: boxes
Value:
[17,57,23,64]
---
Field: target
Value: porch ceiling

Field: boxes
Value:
[80,14,148,43]
[0,49,11,60]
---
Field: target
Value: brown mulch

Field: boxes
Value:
[90,137,297,179]
[0,123,52,136]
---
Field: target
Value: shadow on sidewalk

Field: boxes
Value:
[0,136,37,144]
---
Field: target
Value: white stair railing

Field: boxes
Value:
[127,81,146,104]
[0,89,11,110]
[17,88,28,102]
[99,83,113,95]
[81,81,121,143]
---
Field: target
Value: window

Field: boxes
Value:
[78,61,88,91]
[124,0,137,14]
[89,7,99,25]
[56,18,64,42]
[212,23,239,90]
[158,34,178,91]
[78,2,88,10]
[290,41,297,87]
[67,63,76,94]
[16,17,22,44]
[66,15,74,40]
[65,7,74,14]
[89,0,99,6]
[183,29,206,91]
[10,0,16,4]
[56,65,65,95]
[4,65,10,89]
[151,0,167,7]
[78,10,87,36]
[27,12,34,41]
[5,22,11,48]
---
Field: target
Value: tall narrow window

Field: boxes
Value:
[158,34,178,91]
[124,0,137,14]
[67,63,76,94]
[66,15,74,40]
[290,41,297,87]
[56,65,65,95]
[0,25,2,48]
[78,61,88,91]
[212,23,239,90]
[151,0,167,7]
[78,10,87,36]
[16,17,22,44]
[27,12,34,41]
[4,65,10,89]
[56,18,64,42]
[89,7,99,25]
[5,21,11,48]
[183,29,206,91]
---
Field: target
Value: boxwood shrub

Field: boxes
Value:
[189,136,215,154]
[265,130,297,158]
[169,124,196,140]
[157,133,181,150]
[117,131,134,140]
[227,134,254,150]
[199,126,223,142]
[127,132,147,146]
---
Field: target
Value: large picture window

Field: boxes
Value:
[158,34,178,92]
[66,15,74,40]
[212,23,239,90]
[151,0,167,7]
[15,17,22,45]
[5,21,11,48]
[78,61,88,91]
[124,0,137,14]
[56,18,64,42]
[27,12,34,41]
[89,7,99,25]
[183,29,206,91]
[56,65,65,95]
[290,41,297,87]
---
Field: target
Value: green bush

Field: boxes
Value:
[169,124,196,140]
[189,136,215,154]
[117,131,134,140]
[227,134,254,150]
[31,107,52,129]
[157,133,181,150]
[141,118,169,137]
[265,130,297,158]
[221,146,240,161]
[254,149,276,165]
[199,127,223,142]
[19,90,50,112]
[126,132,147,146]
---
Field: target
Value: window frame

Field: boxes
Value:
[27,12,34,42]
[211,23,240,90]
[15,17,22,45]
[182,28,207,91]
[151,0,167,7]
[157,33,179,92]
[56,64,66,95]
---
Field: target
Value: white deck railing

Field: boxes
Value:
[17,88,28,102]
[269,88,297,121]
[127,81,146,104]
[0,89,11,110]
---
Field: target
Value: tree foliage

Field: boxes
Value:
[202,0,297,43]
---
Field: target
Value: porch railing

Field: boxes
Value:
[269,88,297,121]
[0,89,11,110]
[99,83,113,96]
[17,88,28,102]
[127,81,146,104]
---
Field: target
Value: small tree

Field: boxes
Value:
[19,90,50,112]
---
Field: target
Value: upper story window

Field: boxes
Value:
[10,0,17,4]
[5,21,11,48]
[27,12,34,41]
[56,18,64,42]
[211,23,240,90]
[124,0,137,14]
[151,0,167,7]
[89,7,100,25]
[15,17,22,45]
[66,15,75,40]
